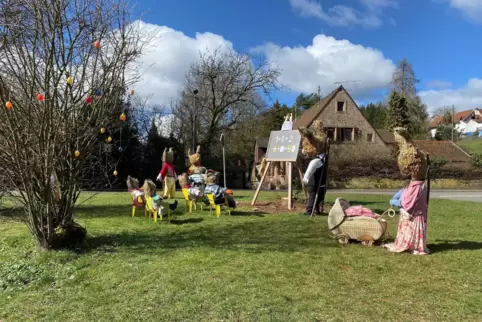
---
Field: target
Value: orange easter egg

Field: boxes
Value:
[5,101,12,109]
[74,150,81,158]
[120,113,126,121]
[94,41,100,49]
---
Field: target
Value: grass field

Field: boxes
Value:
[458,138,482,155]
[1,191,482,321]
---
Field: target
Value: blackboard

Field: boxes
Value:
[265,130,301,162]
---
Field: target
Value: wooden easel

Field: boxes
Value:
[252,160,294,209]
[252,113,299,210]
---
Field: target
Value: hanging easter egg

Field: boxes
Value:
[95,89,102,96]
[74,150,81,158]
[120,113,127,121]
[118,146,123,152]
[107,136,112,143]
[5,101,12,109]
[113,170,118,176]
[67,77,73,85]
[130,89,135,95]
[100,127,105,134]
[93,41,101,49]
[37,93,44,101]
[86,96,92,104]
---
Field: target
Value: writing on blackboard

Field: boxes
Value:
[265,130,302,162]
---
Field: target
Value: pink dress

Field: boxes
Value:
[384,181,430,255]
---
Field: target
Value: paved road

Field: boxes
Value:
[332,189,482,203]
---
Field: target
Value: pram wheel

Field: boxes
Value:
[337,235,349,244]
[359,235,374,246]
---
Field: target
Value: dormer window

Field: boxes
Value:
[337,101,345,112]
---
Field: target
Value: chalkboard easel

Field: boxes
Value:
[251,129,301,210]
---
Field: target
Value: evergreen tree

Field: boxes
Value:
[360,102,387,129]
[391,58,428,136]
[386,91,411,131]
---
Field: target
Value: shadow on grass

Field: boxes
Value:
[170,218,204,225]
[430,240,482,253]
[82,219,336,254]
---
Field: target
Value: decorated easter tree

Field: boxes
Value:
[0,0,146,249]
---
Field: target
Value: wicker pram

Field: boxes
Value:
[328,198,388,246]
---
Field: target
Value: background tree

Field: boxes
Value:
[293,92,318,116]
[435,124,457,141]
[360,102,387,129]
[171,48,281,154]
[391,58,428,136]
[259,100,293,132]
[0,0,146,249]
[441,110,453,125]
[386,91,410,131]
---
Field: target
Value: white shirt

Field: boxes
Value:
[302,158,324,185]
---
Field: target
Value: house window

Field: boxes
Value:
[326,128,335,140]
[335,127,354,141]
[337,101,345,112]
[367,133,374,142]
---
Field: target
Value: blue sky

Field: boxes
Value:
[133,0,482,113]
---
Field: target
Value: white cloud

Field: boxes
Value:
[288,0,397,28]
[130,20,482,116]
[133,21,234,106]
[446,0,482,22]
[420,78,482,111]
[252,34,395,97]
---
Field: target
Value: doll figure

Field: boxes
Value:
[203,170,236,208]
[142,179,178,216]
[156,148,177,198]
[179,173,204,202]
[383,127,430,255]
[126,175,145,207]
[187,145,207,175]
[299,120,327,216]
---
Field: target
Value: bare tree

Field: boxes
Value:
[0,0,146,249]
[172,48,281,152]
[392,58,419,100]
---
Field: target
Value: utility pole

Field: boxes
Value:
[317,85,321,102]
[452,104,455,142]
[192,89,198,152]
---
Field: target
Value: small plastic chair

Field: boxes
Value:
[145,196,171,223]
[182,188,203,214]
[131,196,147,218]
[206,193,231,218]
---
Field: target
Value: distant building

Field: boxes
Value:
[293,85,390,150]
[430,108,482,137]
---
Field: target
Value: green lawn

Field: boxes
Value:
[1,191,482,321]
[458,138,482,155]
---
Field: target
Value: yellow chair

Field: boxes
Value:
[145,196,171,223]
[182,188,203,214]
[206,193,231,218]
[131,196,147,218]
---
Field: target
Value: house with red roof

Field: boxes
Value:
[430,108,482,137]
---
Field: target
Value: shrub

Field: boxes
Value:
[472,153,482,169]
